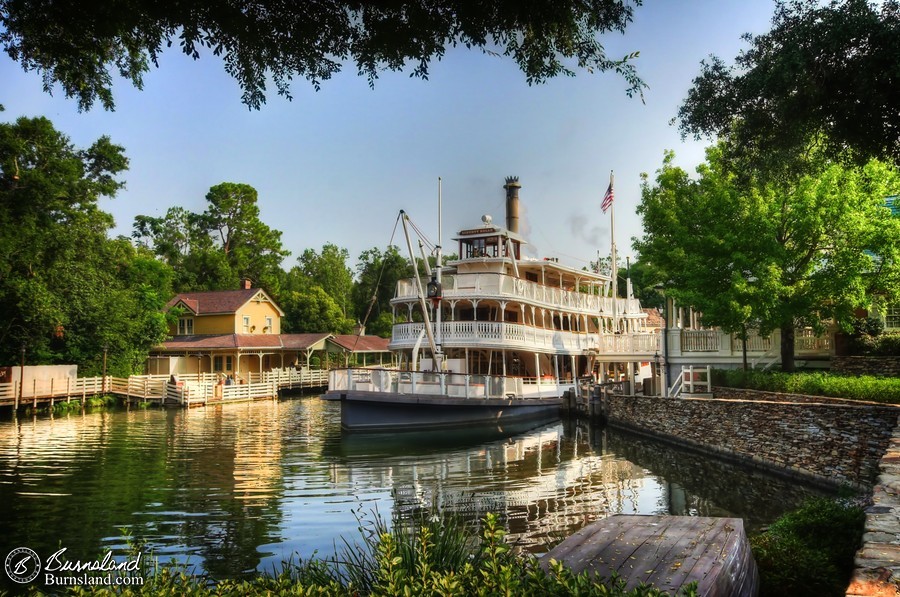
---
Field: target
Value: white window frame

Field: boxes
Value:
[265,316,273,333]
[178,317,194,335]
[886,305,900,330]
[243,315,250,333]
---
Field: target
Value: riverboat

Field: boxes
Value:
[323,177,659,431]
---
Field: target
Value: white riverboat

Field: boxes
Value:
[323,177,659,431]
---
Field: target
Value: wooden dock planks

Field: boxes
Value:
[542,515,759,596]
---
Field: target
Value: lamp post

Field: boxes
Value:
[18,343,25,408]
[653,351,660,396]
[102,343,109,394]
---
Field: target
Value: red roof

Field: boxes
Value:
[281,333,332,349]
[166,288,283,315]
[329,335,391,353]
[643,308,663,328]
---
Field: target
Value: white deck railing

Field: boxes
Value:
[329,368,571,401]
[391,321,659,355]
[396,274,643,318]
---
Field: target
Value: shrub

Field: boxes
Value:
[712,368,900,403]
[750,498,865,597]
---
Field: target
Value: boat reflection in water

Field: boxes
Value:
[324,414,827,554]
[0,398,828,586]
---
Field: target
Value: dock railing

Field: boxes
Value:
[329,368,571,400]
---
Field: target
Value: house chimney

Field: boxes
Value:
[241,279,252,290]
[504,176,520,233]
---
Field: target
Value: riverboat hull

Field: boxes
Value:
[321,390,562,432]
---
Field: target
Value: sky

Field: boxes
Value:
[1,1,776,274]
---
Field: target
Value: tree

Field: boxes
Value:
[133,182,289,293]
[0,115,170,372]
[676,0,900,169]
[297,243,354,319]
[634,146,900,371]
[280,286,353,334]
[0,0,646,111]
[353,245,412,337]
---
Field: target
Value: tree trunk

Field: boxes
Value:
[780,324,795,372]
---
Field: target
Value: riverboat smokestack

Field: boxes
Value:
[504,176,521,233]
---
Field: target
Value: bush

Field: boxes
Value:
[712,368,900,403]
[750,498,865,597]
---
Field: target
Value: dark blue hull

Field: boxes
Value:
[322,390,562,432]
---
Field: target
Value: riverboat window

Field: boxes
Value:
[243,316,250,333]
[178,317,194,335]
[504,310,518,323]
[525,272,538,283]
[887,305,900,330]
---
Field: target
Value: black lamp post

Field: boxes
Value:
[653,351,660,396]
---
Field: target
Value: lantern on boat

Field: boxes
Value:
[426,275,442,309]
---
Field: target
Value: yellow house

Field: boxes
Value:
[148,281,331,378]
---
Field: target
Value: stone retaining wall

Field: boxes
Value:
[833,356,900,377]
[847,424,900,596]
[601,391,898,488]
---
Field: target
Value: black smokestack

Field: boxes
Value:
[504,176,520,233]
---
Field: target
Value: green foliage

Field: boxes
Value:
[0,115,170,374]
[677,0,900,169]
[750,498,865,597]
[635,146,900,371]
[353,246,411,337]
[133,183,289,294]
[712,368,900,403]
[280,286,354,334]
[295,244,354,318]
[1,1,646,111]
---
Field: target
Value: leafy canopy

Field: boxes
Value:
[676,0,900,168]
[0,0,646,111]
[635,145,900,370]
[0,115,171,373]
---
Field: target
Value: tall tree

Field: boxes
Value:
[0,115,170,372]
[280,286,353,335]
[0,1,646,111]
[676,0,900,169]
[133,182,289,293]
[296,243,354,318]
[353,245,412,337]
[635,146,900,371]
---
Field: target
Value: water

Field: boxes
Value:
[0,396,828,584]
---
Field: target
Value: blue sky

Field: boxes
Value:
[1,1,775,273]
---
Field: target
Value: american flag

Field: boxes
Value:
[601,182,614,213]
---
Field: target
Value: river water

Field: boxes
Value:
[0,396,828,583]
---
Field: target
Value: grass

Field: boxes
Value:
[712,368,900,404]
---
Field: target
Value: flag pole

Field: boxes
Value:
[609,171,617,334]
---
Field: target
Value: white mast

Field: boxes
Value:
[609,171,617,333]
[436,177,443,371]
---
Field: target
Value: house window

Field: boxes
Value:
[243,316,250,333]
[886,305,900,330]
[265,316,273,333]
[214,356,234,372]
[178,317,194,335]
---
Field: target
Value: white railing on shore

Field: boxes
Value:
[328,368,572,401]
[391,321,659,355]
[0,367,332,408]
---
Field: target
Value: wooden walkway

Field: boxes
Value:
[0,368,330,409]
[542,515,758,596]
